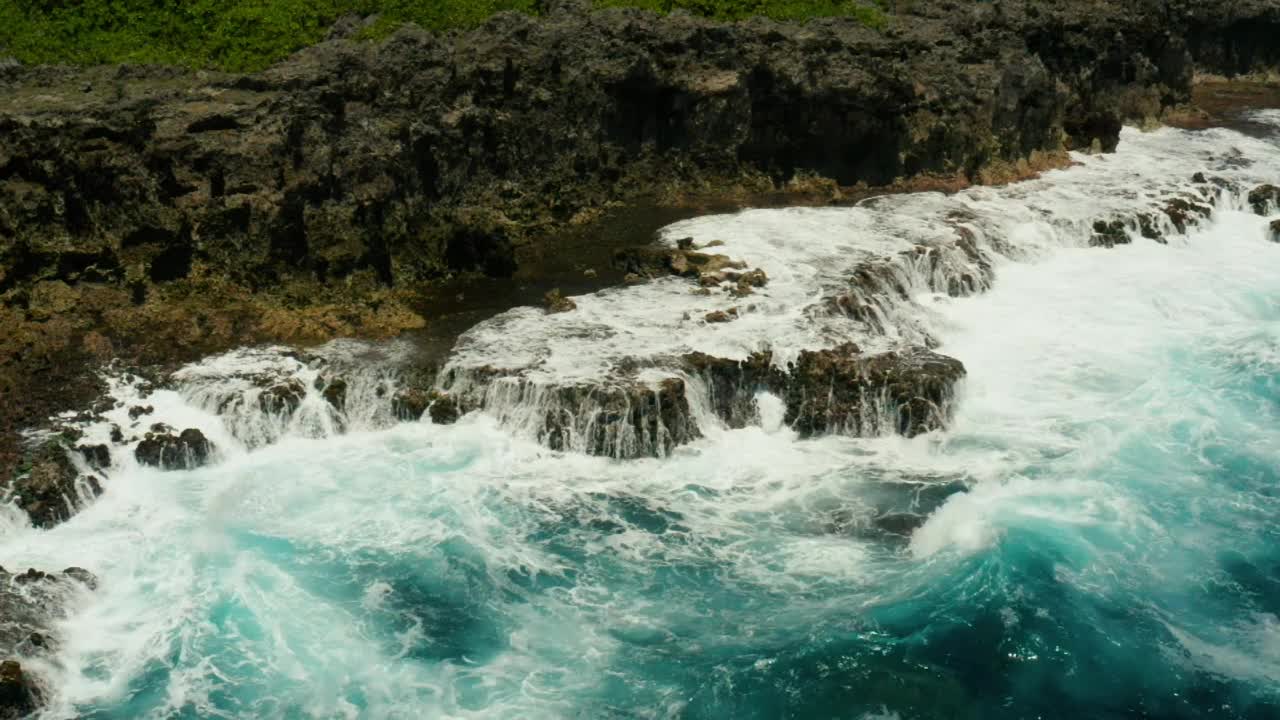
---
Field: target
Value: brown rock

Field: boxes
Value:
[428,394,461,425]
[5,442,102,528]
[1249,184,1280,215]
[391,387,431,420]
[543,288,578,314]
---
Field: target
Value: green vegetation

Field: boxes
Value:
[0,1,887,73]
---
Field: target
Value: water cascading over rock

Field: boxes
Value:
[0,566,96,720]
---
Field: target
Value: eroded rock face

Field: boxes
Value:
[782,345,965,438]
[134,428,213,470]
[681,344,966,441]
[428,394,461,425]
[2,0,1279,488]
[682,351,782,429]
[438,338,968,457]
[444,369,700,458]
[1249,184,1280,215]
[0,565,97,720]
[391,387,432,421]
[2,0,1270,314]
[3,441,103,528]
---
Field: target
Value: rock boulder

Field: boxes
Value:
[134,428,213,470]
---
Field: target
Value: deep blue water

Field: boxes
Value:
[3,126,1280,719]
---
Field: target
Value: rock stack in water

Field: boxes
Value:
[134,428,213,470]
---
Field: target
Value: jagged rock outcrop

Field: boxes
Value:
[2,0,1279,485]
[438,340,966,458]
[682,343,966,441]
[1250,184,1280,214]
[134,428,213,470]
[782,345,965,438]
[2,1,1275,319]
[441,369,700,458]
[3,441,103,528]
[0,565,97,720]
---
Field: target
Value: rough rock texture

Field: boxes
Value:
[682,351,782,428]
[2,0,1279,482]
[0,565,96,720]
[782,345,966,438]
[391,387,432,421]
[436,341,965,458]
[3,440,103,528]
[134,428,213,470]
[442,369,700,458]
[683,344,966,441]
[1269,219,1280,243]
[1249,184,1280,214]
[427,394,461,425]
[2,0,1275,307]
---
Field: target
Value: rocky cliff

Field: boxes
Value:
[1,0,1279,479]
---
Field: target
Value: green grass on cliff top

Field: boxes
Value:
[0,1,889,73]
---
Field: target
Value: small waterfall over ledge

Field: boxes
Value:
[2,113,1280,720]
[436,123,1280,457]
[13,119,1280,517]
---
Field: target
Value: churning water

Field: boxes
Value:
[4,116,1280,719]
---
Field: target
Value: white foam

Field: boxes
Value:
[2,120,1278,716]
[442,125,1280,445]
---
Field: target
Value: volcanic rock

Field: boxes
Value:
[134,428,213,470]
[782,344,965,438]
[1,566,97,720]
[1249,184,1280,215]
[3,442,103,528]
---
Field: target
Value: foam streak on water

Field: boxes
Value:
[3,117,1280,718]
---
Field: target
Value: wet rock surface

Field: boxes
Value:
[3,441,102,529]
[0,659,37,720]
[683,343,965,441]
[134,428,213,470]
[1,0,1279,487]
[438,330,968,456]
[427,394,461,425]
[441,367,700,458]
[1249,184,1280,214]
[391,387,432,421]
[783,345,966,438]
[0,565,96,720]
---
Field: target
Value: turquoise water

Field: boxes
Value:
[3,122,1280,718]
[5,208,1275,719]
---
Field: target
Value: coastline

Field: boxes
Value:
[2,0,1280,515]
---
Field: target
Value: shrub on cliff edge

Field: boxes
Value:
[0,0,888,72]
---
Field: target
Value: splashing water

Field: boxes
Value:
[3,118,1280,719]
